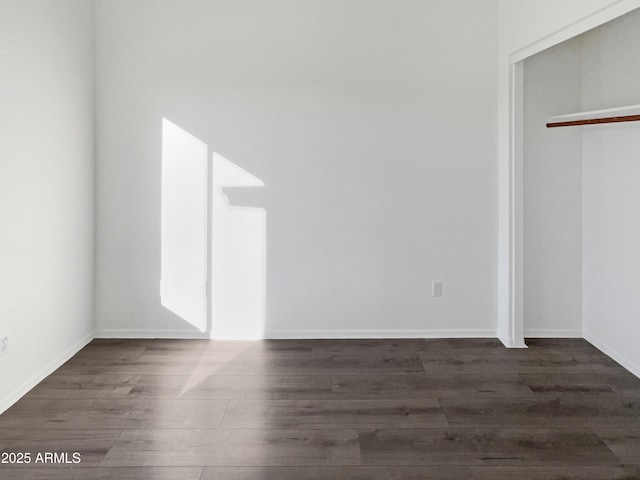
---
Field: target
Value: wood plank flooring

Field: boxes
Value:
[1,338,640,479]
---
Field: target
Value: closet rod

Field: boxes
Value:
[547,114,640,128]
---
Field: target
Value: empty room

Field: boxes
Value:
[1,0,640,478]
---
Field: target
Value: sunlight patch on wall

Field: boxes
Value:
[160,118,266,339]
[211,152,264,187]
[160,119,208,332]
[211,152,266,340]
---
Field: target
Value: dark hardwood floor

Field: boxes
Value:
[1,338,640,479]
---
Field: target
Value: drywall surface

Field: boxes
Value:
[94,0,499,338]
[522,39,583,337]
[0,0,95,412]
[581,8,640,376]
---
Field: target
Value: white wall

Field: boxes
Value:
[94,0,499,338]
[0,0,95,412]
[523,39,583,337]
[581,8,640,376]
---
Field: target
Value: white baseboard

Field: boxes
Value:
[97,328,500,340]
[497,328,528,349]
[94,329,211,339]
[584,330,640,379]
[210,330,265,341]
[262,329,497,339]
[0,332,94,415]
[524,329,583,338]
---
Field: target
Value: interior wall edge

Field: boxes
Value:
[90,0,99,336]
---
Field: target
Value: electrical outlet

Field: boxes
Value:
[432,280,443,297]
[0,333,8,355]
